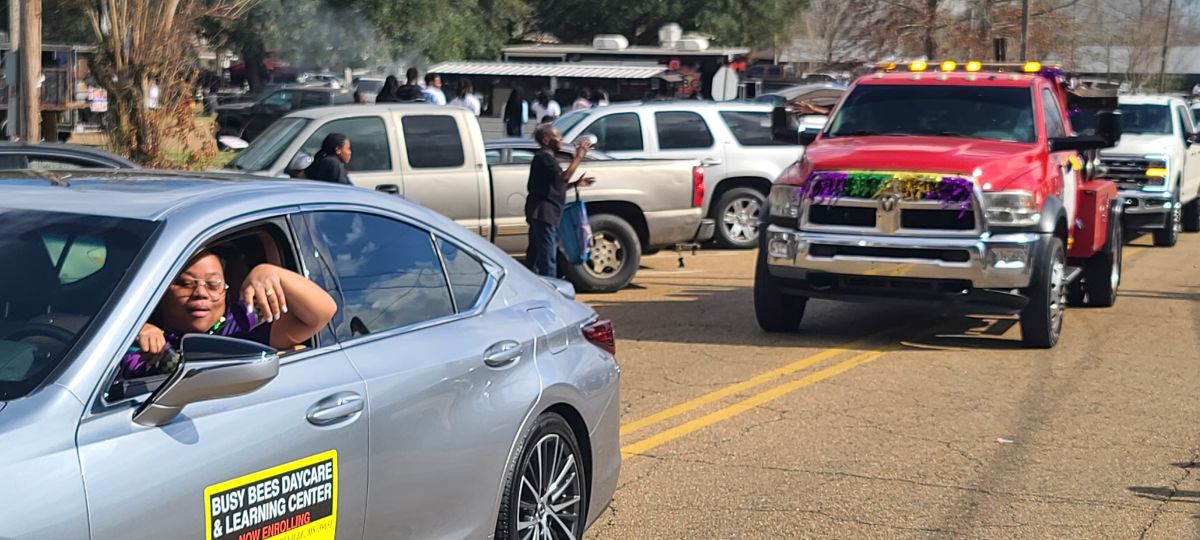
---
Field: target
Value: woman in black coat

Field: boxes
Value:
[303,133,352,184]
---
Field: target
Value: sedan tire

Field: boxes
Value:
[495,412,588,540]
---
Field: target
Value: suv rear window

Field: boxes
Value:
[655,111,714,149]
[719,111,791,146]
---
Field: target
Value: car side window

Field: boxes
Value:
[1041,89,1067,139]
[485,149,502,165]
[401,115,465,168]
[308,211,454,339]
[1174,105,1194,144]
[29,156,116,170]
[581,112,643,152]
[510,149,537,163]
[436,237,489,312]
[41,232,106,284]
[262,90,293,111]
[655,111,714,149]
[299,91,328,108]
[299,116,392,172]
[719,111,788,146]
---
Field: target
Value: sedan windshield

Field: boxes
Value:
[1119,104,1172,135]
[827,85,1036,143]
[227,117,309,173]
[0,210,156,400]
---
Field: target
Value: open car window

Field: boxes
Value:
[0,209,157,400]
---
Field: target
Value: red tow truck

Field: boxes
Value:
[756,61,1124,348]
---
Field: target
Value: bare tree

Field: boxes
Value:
[69,0,250,167]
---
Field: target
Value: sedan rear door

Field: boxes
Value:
[299,208,544,539]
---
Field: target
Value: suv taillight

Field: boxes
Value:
[583,319,616,355]
[692,166,705,208]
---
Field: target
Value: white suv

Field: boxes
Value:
[1099,95,1200,247]
[556,102,803,248]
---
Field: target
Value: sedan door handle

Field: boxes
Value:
[701,157,723,166]
[483,340,522,367]
[306,392,364,426]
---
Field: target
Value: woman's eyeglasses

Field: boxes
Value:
[170,277,229,295]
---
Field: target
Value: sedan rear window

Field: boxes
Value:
[0,210,156,400]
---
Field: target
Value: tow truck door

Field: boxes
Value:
[1041,87,1077,224]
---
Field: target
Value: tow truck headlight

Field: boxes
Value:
[983,191,1040,227]
[768,184,805,226]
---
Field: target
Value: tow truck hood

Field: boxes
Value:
[1100,133,1175,158]
[800,135,1042,191]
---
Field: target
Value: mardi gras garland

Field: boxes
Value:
[798,171,974,216]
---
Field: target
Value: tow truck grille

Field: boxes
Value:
[901,209,975,230]
[802,198,981,235]
[1100,156,1157,189]
[808,205,876,227]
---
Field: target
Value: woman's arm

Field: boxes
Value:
[241,264,337,350]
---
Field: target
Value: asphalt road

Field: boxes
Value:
[580,233,1200,539]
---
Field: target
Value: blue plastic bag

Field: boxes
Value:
[559,187,593,266]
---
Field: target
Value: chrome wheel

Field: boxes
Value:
[722,197,761,243]
[1049,256,1066,341]
[584,231,624,279]
[1111,236,1122,291]
[516,433,583,540]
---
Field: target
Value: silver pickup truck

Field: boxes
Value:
[225,103,714,292]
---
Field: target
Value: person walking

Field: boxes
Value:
[524,124,594,278]
[422,73,446,105]
[449,79,482,116]
[395,68,424,101]
[502,87,530,137]
[532,91,561,123]
[572,88,592,111]
[303,133,352,184]
[375,75,401,103]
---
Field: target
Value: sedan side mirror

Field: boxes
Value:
[133,334,279,427]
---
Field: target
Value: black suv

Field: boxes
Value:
[215,85,353,142]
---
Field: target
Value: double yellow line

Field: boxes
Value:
[619,333,902,458]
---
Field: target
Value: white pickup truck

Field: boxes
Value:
[555,102,804,248]
[226,104,713,292]
[1100,95,1200,246]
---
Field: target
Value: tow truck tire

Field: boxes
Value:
[1182,197,1200,233]
[713,188,766,249]
[1083,211,1123,308]
[1020,238,1067,349]
[1153,190,1181,247]
[562,213,641,293]
[754,251,807,332]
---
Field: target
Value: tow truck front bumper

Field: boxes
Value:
[1119,189,1175,230]
[762,226,1047,312]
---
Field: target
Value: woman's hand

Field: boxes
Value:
[242,264,287,323]
[137,323,166,354]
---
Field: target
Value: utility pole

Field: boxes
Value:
[18,0,40,142]
[1019,0,1030,61]
[6,0,20,139]
[1158,0,1175,92]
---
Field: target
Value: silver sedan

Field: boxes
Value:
[0,171,620,540]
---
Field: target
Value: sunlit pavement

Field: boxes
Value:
[582,234,1200,539]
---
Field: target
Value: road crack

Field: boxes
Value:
[1136,448,1200,539]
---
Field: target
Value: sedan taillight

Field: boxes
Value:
[583,319,616,355]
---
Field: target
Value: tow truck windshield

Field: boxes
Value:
[827,85,1037,143]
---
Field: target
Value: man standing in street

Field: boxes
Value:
[525,124,594,277]
[422,73,446,105]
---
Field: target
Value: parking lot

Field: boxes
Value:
[581,234,1200,539]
